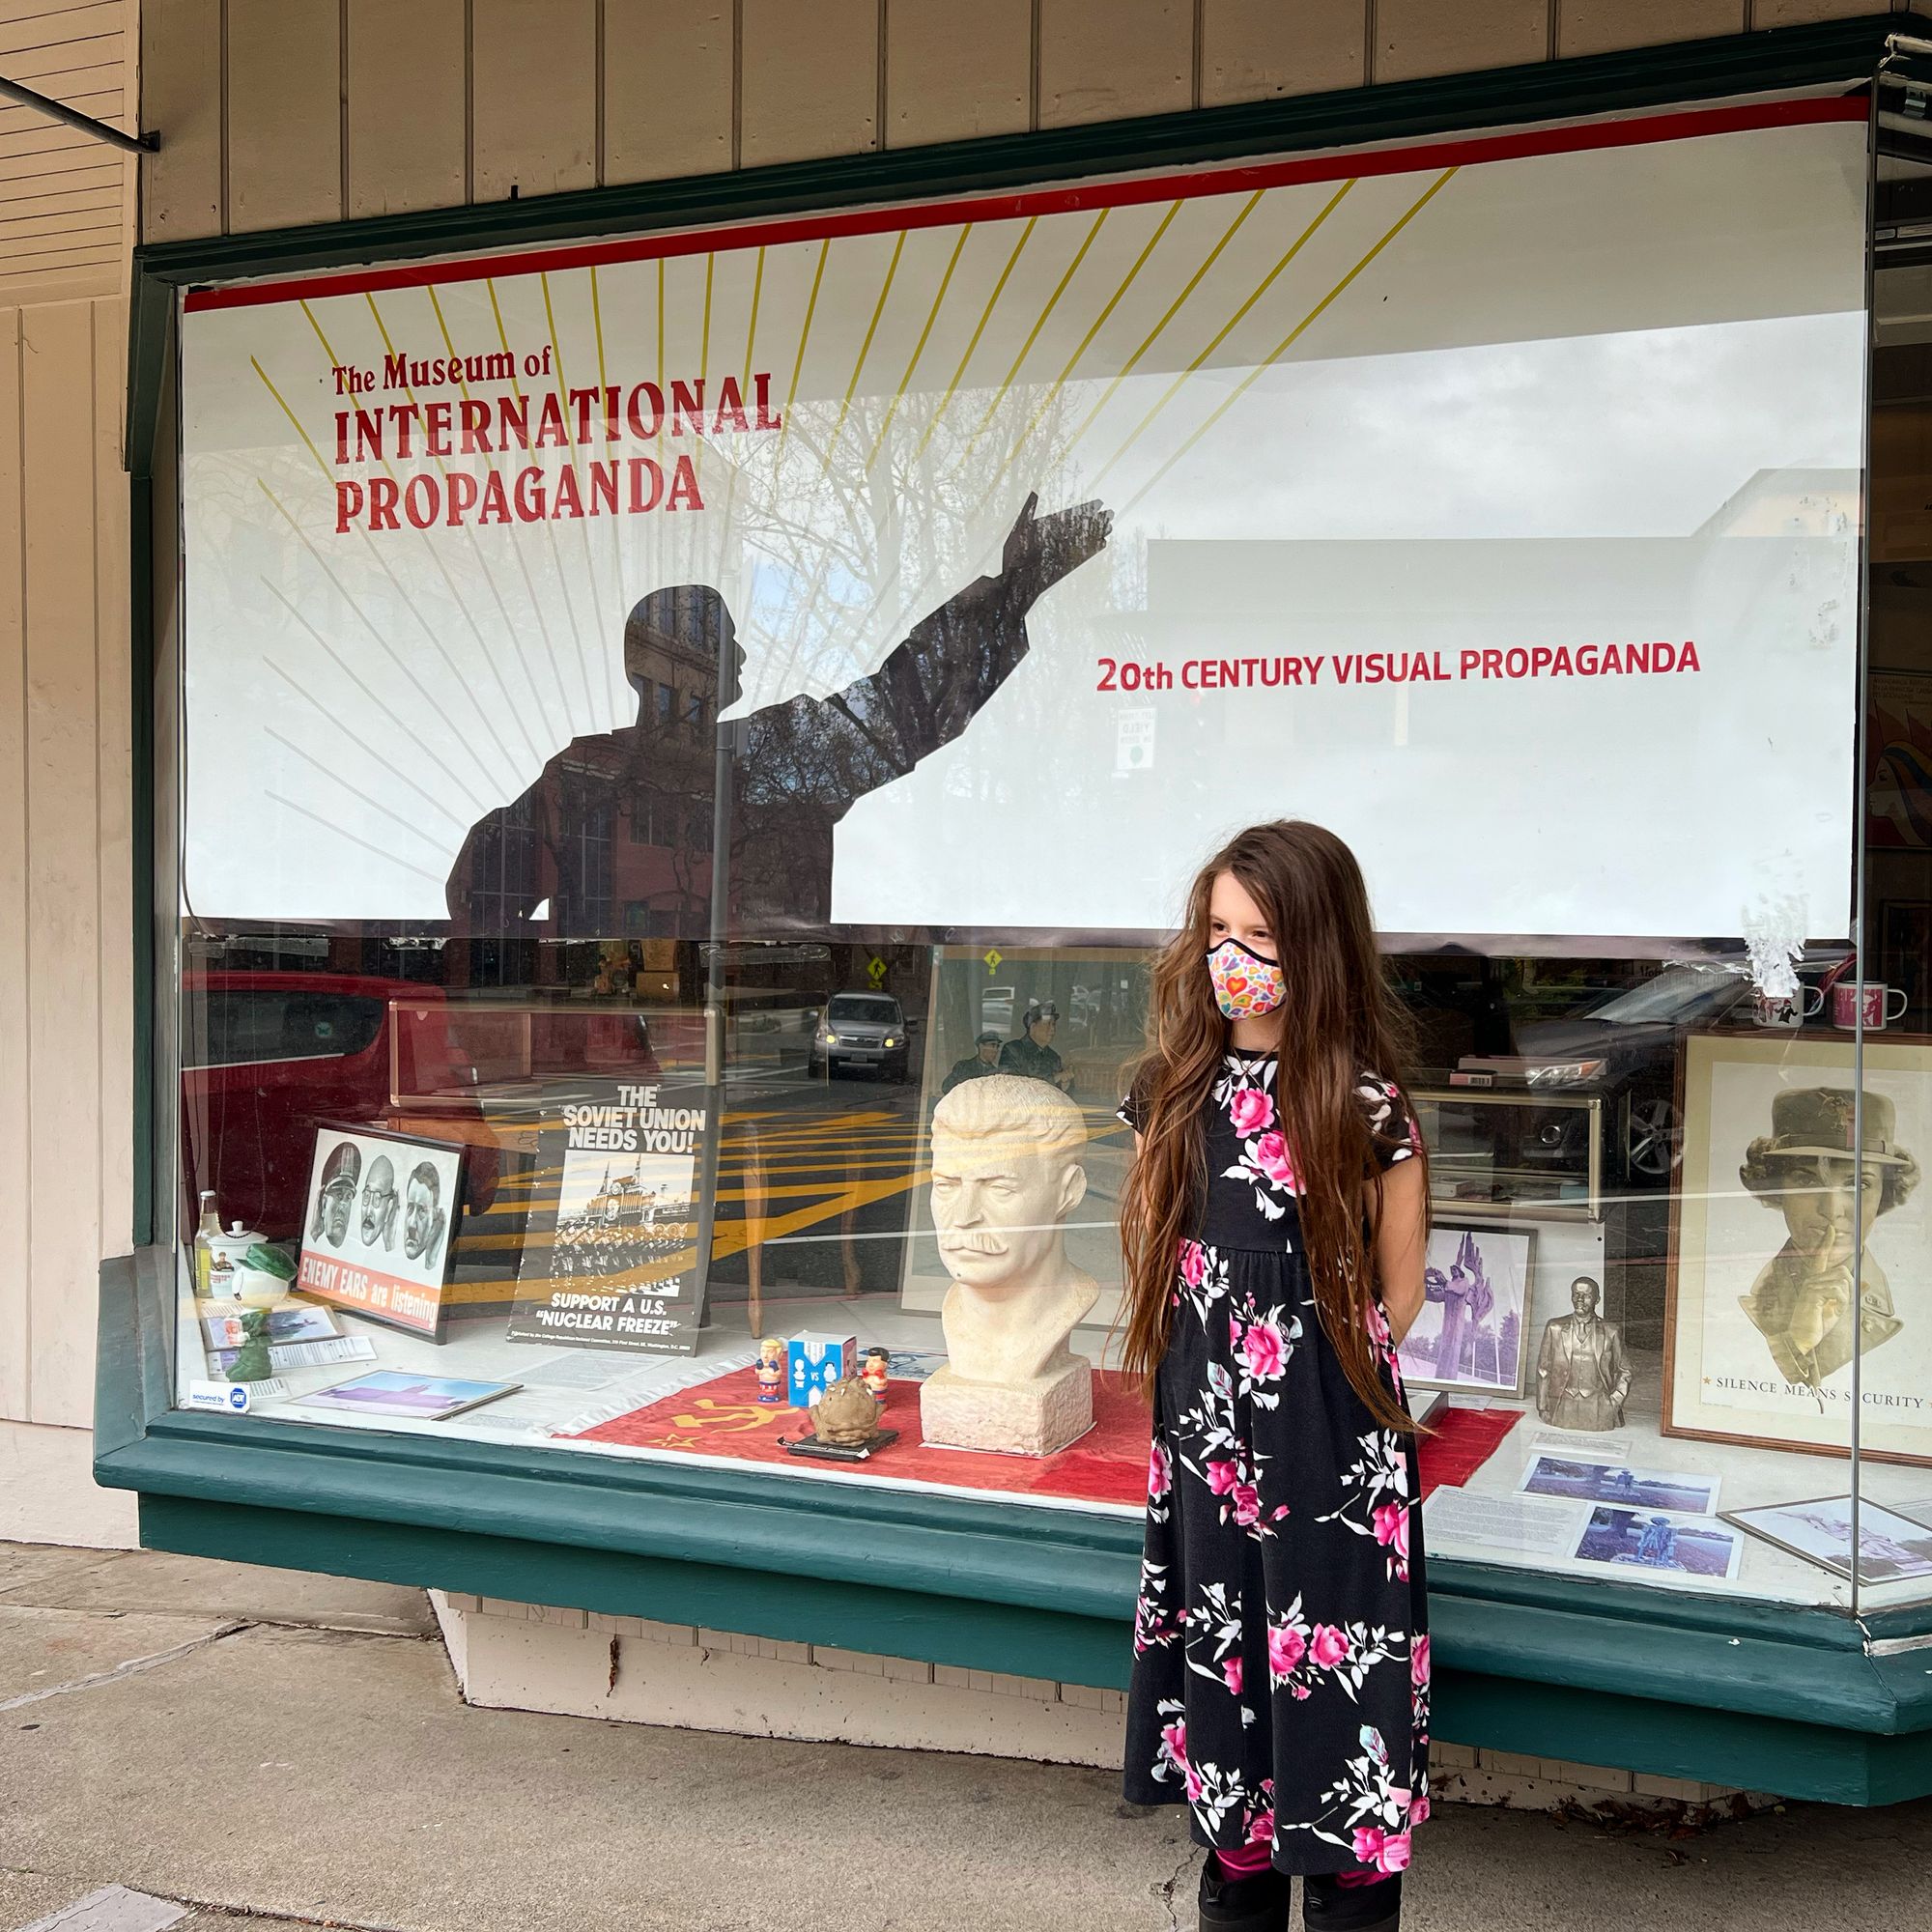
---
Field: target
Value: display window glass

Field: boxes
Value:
[168,96,1932,1612]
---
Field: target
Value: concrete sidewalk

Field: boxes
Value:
[1,1543,1929,1932]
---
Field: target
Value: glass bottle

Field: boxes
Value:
[192,1189,220,1297]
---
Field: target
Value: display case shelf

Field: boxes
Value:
[1410,1085,1604,1224]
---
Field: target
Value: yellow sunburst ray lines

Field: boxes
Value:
[862,223,974,476]
[427,282,576,729]
[753,229,918,700]
[540,269,618,718]
[249,353,332,476]
[828,191,1259,672]
[693,249,717,494]
[740,1122,918,1150]
[351,293,557,761]
[822,228,908,467]
[985,198,1183,492]
[710,242,769,570]
[487,273,601,723]
[814,199,1179,692]
[949,208,1110,479]
[757,221,1012,703]
[248,353,527,782]
[453,1163,931,1266]
[589,264,628,712]
[1054,187,1264,462]
[779,240,831,466]
[590,264,611,400]
[252,478,496,810]
[1116,167,1458,520]
[1084,178,1354,497]
[485,279,524,401]
[724,1147,923,1179]
[909,216,1037,464]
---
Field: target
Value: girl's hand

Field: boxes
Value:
[1373,1158,1430,1347]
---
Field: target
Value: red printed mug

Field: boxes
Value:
[1830,980,1909,1031]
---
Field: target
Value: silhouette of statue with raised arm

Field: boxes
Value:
[445,492,1112,947]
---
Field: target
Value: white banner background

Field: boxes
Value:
[181,109,1868,939]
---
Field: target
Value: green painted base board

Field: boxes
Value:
[138,1490,1932,1807]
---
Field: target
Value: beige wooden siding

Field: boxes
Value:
[143,0,1905,243]
[0,0,133,1432]
[0,0,135,302]
[0,294,130,1430]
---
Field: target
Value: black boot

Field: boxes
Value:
[1302,1870,1401,1932]
[1198,1852,1293,1932]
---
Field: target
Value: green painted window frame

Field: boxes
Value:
[102,10,1932,1805]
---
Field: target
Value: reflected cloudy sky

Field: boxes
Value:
[1101,310,1864,545]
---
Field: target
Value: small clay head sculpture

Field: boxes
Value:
[813,1375,884,1448]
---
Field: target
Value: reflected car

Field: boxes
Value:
[980,984,1015,1037]
[1458,950,1855,1188]
[178,970,567,1240]
[810,991,911,1081]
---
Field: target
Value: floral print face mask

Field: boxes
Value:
[1206,938,1286,1020]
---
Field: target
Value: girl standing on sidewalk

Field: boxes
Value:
[1118,821,1431,1932]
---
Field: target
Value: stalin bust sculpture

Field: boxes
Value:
[920,1075,1099,1457]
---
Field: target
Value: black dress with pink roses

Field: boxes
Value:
[1119,1047,1431,1879]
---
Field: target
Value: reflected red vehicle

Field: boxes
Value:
[180,972,495,1241]
[182,969,671,1241]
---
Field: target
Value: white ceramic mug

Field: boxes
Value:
[1830,980,1910,1031]
[1753,986,1824,1029]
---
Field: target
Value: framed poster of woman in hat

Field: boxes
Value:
[1666,1033,1932,1464]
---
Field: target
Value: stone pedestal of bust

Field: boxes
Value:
[920,1074,1099,1459]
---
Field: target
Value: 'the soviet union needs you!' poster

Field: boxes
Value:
[506,1082,711,1356]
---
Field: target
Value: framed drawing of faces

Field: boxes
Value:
[295,1123,466,1341]
[1664,1032,1932,1465]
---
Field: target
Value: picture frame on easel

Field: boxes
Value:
[1663,1031,1932,1467]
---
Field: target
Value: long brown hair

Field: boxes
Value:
[1118,820,1424,1433]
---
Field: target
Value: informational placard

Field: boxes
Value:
[294,1125,465,1339]
[180,101,1868,943]
[506,1082,710,1355]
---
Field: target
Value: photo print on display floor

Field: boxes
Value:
[1572,1505,1745,1583]
[1724,1494,1932,1585]
[1518,1454,1720,1517]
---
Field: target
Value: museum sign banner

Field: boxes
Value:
[180,100,1867,944]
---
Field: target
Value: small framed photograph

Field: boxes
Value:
[294,1124,465,1341]
[1519,1453,1719,1517]
[1571,1505,1744,1583]
[1397,1223,1534,1397]
[1724,1494,1932,1586]
[199,1301,340,1350]
[295,1371,519,1424]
